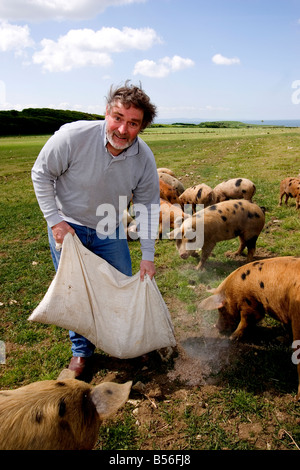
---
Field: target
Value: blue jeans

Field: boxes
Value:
[48,222,132,358]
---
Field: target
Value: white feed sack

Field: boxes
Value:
[29,233,176,359]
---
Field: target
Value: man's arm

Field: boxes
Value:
[31,130,70,228]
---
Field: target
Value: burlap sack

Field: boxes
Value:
[29,233,176,359]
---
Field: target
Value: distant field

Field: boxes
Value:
[1,127,300,450]
[143,123,299,139]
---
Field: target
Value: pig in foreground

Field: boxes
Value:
[279,177,300,209]
[168,199,265,270]
[213,178,256,203]
[0,369,132,450]
[199,256,300,399]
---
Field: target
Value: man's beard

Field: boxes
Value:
[106,129,134,151]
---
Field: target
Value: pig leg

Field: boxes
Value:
[278,190,285,206]
[234,234,257,260]
[235,236,246,256]
[230,304,264,341]
[158,223,162,238]
[291,311,300,400]
[230,314,249,341]
[245,236,258,262]
[296,354,300,401]
[195,241,215,270]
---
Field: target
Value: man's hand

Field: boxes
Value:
[140,260,156,281]
[52,221,75,246]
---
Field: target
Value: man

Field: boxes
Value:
[31,82,160,377]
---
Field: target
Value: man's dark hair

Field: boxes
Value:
[106,80,157,130]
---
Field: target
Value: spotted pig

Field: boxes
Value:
[160,179,182,206]
[159,198,190,238]
[199,256,300,399]
[179,183,216,212]
[213,178,256,203]
[0,369,132,450]
[168,199,265,270]
[157,167,176,177]
[279,177,300,209]
[158,172,185,195]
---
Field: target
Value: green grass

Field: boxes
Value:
[1,126,300,450]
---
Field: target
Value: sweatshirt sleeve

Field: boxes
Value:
[136,201,160,261]
[132,147,160,261]
[31,129,70,227]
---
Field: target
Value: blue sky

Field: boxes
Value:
[0,0,300,121]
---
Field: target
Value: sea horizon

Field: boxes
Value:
[155,118,300,127]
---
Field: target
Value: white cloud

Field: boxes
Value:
[0,0,147,21]
[133,59,169,78]
[0,21,34,53]
[32,26,161,72]
[133,55,194,78]
[33,40,112,72]
[212,53,240,66]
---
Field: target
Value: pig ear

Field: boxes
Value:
[200,293,224,310]
[91,381,132,419]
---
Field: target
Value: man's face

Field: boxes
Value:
[105,101,144,155]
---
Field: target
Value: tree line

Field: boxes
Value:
[0,108,104,136]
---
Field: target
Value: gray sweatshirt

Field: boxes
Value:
[31,120,160,261]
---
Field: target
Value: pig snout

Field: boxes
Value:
[176,240,196,259]
[216,313,238,335]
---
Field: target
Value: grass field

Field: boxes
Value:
[1,126,300,450]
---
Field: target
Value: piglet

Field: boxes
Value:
[179,183,216,212]
[279,177,300,209]
[168,199,265,270]
[159,198,190,238]
[213,178,256,203]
